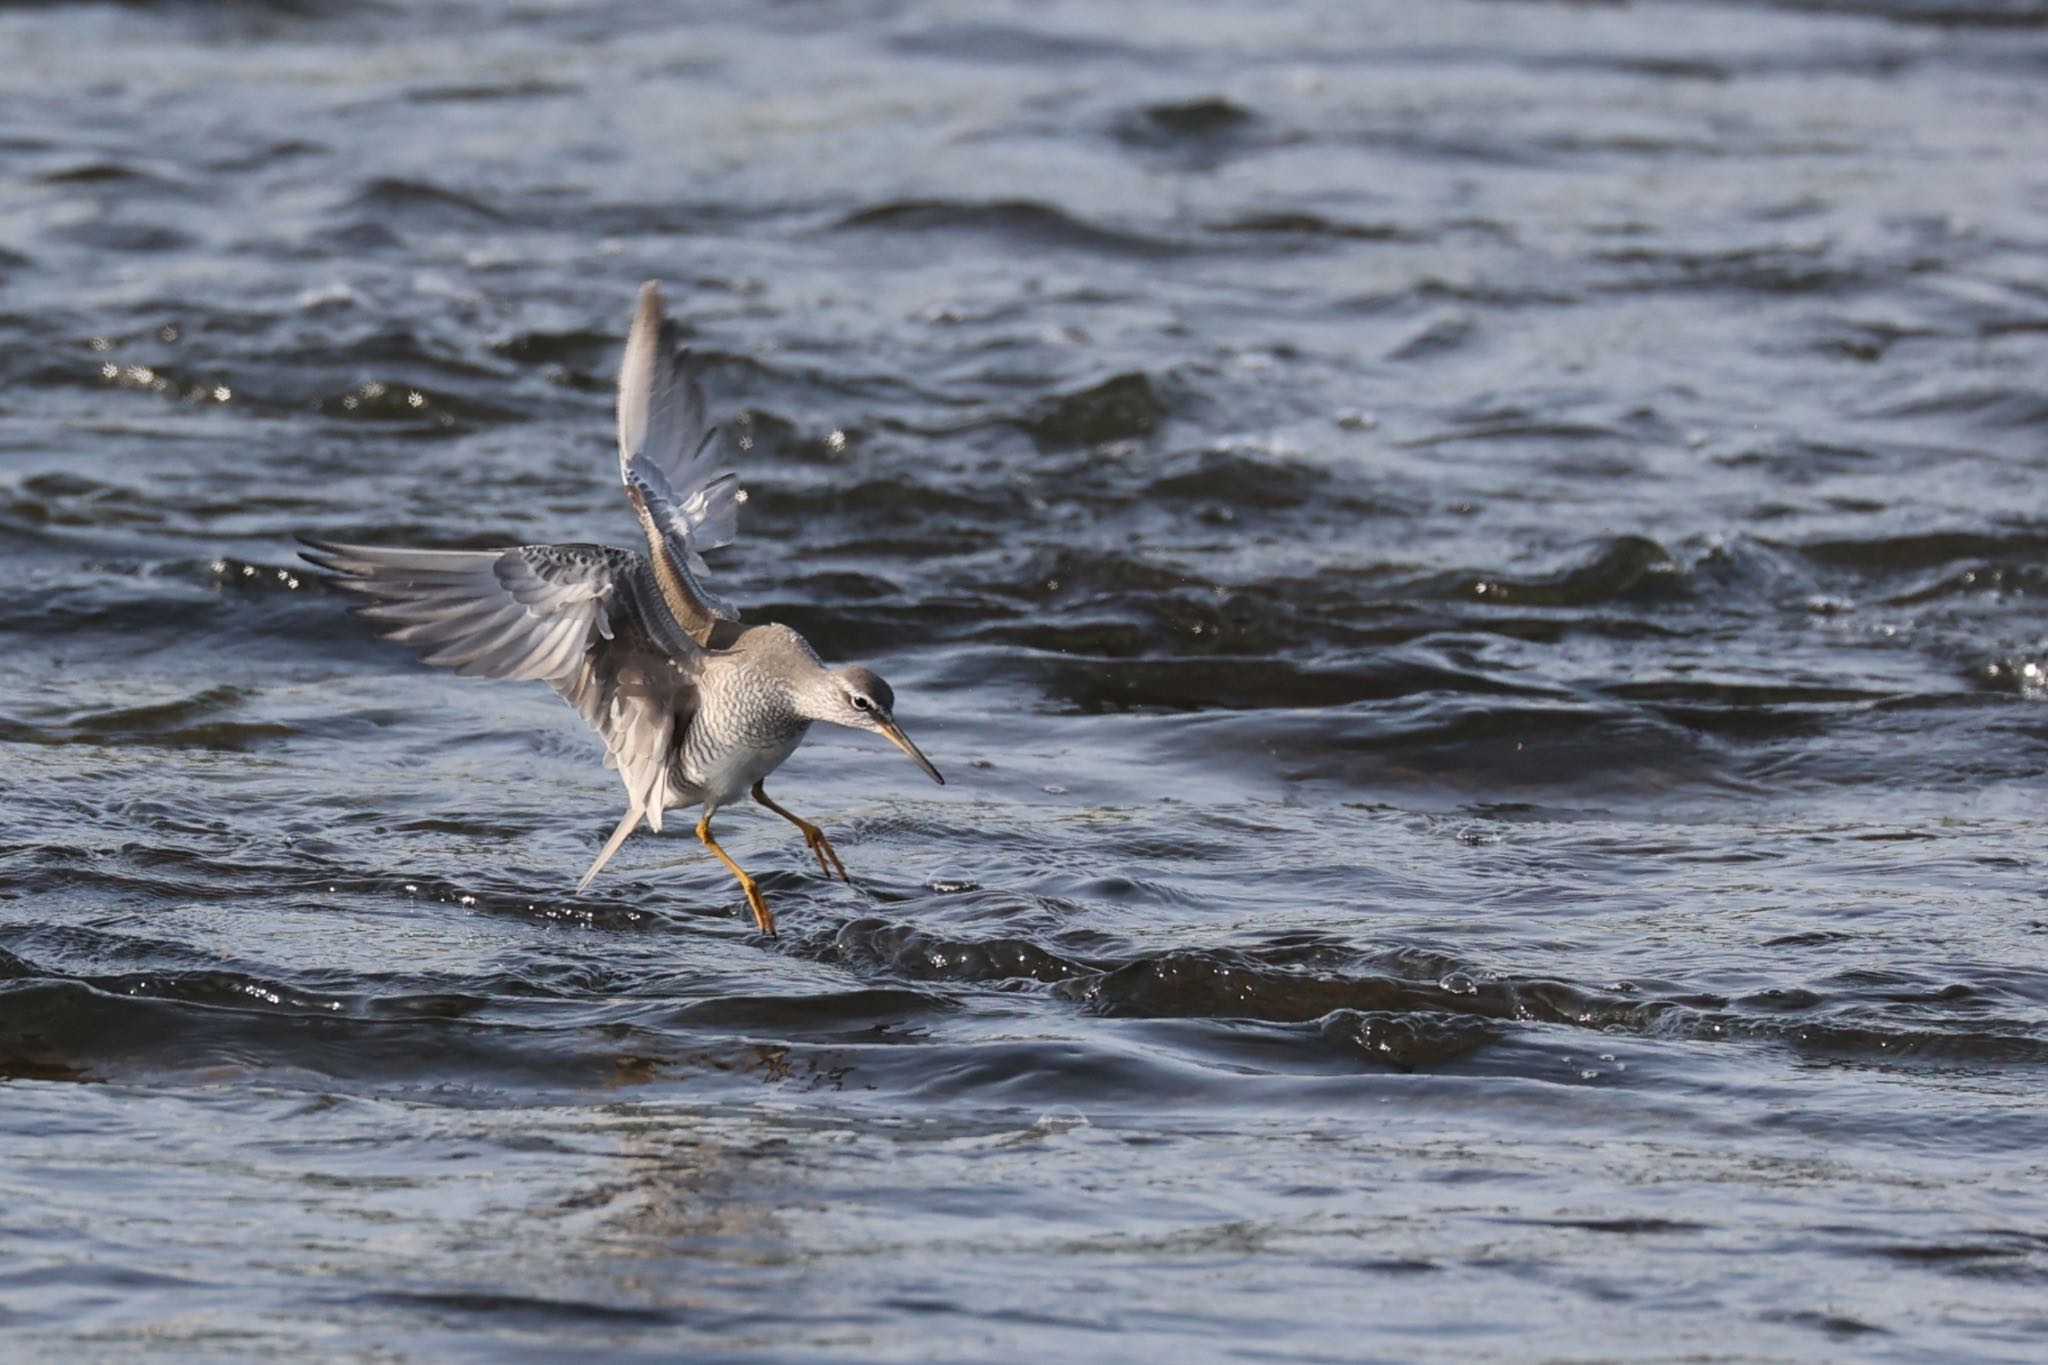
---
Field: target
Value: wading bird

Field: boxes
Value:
[302,283,943,935]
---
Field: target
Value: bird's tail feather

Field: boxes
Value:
[576,804,646,893]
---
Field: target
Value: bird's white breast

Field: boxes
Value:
[684,726,810,810]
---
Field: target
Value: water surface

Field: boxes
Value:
[3,0,2048,1359]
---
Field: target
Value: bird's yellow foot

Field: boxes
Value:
[752,780,852,883]
[801,824,850,882]
[739,876,777,936]
[699,812,778,937]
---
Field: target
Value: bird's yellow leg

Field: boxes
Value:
[752,781,850,882]
[696,812,776,936]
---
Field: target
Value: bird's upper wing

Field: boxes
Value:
[616,281,743,640]
[299,538,694,821]
[301,539,628,681]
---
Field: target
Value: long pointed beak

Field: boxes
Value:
[879,719,944,785]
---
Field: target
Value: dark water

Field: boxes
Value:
[4,0,2048,1358]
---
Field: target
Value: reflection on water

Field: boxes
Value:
[3,0,2048,1358]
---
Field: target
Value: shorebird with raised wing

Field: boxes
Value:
[302,283,943,935]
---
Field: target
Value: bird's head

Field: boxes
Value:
[812,665,944,785]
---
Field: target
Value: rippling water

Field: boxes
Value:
[4,0,2048,1358]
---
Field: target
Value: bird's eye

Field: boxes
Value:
[852,695,872,712]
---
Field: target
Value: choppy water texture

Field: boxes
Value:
[3,0,2048,1359]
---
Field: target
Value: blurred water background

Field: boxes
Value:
[3,0,2048,1358]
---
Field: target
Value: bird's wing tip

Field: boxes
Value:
[634,280,665,323]
[296,535,346,572]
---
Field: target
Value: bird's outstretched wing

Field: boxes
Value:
[299,538,696,862]
[616,281,742,640]
[301,539,626,680]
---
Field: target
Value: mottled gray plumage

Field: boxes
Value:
[301,282,942,933]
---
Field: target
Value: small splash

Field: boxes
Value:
[211,558,305,593]
[925,870,980,894]
[1031,1106,1089,1136]
[297,282,360,310]
[1982,658,2048,699]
